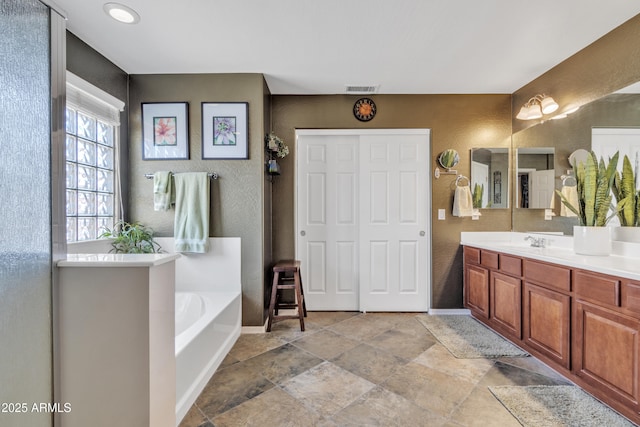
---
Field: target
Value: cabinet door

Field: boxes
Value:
[465,264,489,319]
[490,272,521,338]
[523,282,570,369]
[574,301,640,409]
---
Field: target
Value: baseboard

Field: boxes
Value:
[428,308,471,315]
[241,318,268,334]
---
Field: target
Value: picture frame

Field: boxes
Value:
[201,102,248,159]
[142,102,189,160]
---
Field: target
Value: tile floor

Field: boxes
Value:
[179,312,572,426]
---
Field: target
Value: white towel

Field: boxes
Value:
[173,173,210,253]
[153,171,173,211]
[453,185,474,217]
[560,185,578,217]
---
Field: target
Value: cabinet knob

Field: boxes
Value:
[420,231,425,236]
[300,230,306,236]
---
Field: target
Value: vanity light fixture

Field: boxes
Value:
[516,94,559,120]
[103,2,140,24]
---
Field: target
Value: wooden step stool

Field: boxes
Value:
[266,260,307,332]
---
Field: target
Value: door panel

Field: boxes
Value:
[297,135,359,310]
[296,130,430,312]
[359,134,429,311]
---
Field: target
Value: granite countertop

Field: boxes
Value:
[57,252,181,268]
[460,231,640,282]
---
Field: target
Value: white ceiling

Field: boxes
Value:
[53,0,640,95]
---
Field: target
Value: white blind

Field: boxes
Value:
[66,71,124,125]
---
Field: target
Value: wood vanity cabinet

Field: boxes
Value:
[463,246,640,424]
[522,260,571,369]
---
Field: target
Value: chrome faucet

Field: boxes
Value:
[524,235,546,248]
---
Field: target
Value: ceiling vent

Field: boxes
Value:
[345,85,379,94]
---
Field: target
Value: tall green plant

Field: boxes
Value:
[99,220,162,254]
[472,183,484,209]
[556,151,619,226]
[612,154,640,227]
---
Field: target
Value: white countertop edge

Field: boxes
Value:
[460,232,640,282]
[57,253,181,267]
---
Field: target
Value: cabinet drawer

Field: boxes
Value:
[464,246,480,265]
[622,281,640,315]
[523,259,571,292]
[500,254,522,277]
[575,269,620,307]
[480,250,499,269]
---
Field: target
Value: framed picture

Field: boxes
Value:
[201,102,248,159]
[142,102,189,160]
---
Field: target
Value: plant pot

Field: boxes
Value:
[573,226,612,256]
[612,226,640,243]
[267,159,280,175]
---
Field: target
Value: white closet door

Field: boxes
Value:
[359,133,429,312]
[296,134,359,310]
[296,130,430,312]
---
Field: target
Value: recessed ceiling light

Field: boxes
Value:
[103,3,140,24]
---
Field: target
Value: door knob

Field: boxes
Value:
[419,231,425,236]
[300,230,306,236]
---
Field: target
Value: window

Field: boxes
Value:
[65,72,124,242]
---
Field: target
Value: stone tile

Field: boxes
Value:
[241,343,324,384]
[413,343,494,384]
[478,360,570,388]
[365,328,437,360]
[227,333,287,361]
[331,343,408,384]
[218,352,240,370]
[449,384,521,427]
[393,316,438,338]
[292,329,360,360]
[382,361,476,418]
[304,311,360,328]
[327,314,395,341]
[212,387,326,427]
[267,315,322,342]
[281,361,375,418]
[332,386,447,426]
[178,405,212,427]
[195,362,274,419]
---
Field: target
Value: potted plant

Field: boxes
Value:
[265,132,289,175]
[472,183,484,209]
[556,151,619,255]
[612,154,640,242]
[99,220,162,254]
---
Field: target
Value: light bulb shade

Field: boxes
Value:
[540,96,559,114]
[516,106,529,120]
[104,3,140,24]
[526,104,543,120]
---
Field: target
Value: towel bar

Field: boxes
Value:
[144,172,219,180]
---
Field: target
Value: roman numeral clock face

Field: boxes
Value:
[353,98,377,121]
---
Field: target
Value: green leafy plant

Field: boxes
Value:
[556,151,619,226]
[472,183,484,209]
[612,154,640,226]
[99,220,162,254]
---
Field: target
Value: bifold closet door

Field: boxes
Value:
[296,130,430,311]
[296,134,360,310]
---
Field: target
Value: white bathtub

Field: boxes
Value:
[155,237,242,426]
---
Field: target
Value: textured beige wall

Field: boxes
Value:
[271,94,512,309]
[128,73,270,326]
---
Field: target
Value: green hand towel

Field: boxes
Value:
[173,172,210,253]
[153,171,173,211]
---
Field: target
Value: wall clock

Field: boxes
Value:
[353,98,376,121]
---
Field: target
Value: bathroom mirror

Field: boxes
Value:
[515,147,555,209]
[438,149,460,169]
[470,148,509,209]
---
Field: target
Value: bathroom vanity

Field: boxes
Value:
[461,232,640,424]
[56,253,180,427]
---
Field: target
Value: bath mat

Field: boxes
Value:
[489,385,635,427]
[416,315,528,358]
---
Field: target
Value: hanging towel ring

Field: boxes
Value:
[455,175,470,187]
